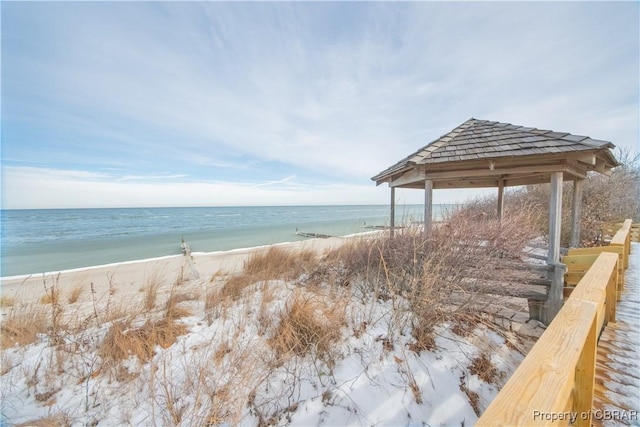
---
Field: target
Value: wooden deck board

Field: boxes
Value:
[592,242,639,426]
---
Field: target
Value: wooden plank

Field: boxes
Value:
[423,163,574,181]
[567,246,623,256]
[568,246,625,299]
[607,264,618,322]
[564,254,600,265]
[564,254,601,287]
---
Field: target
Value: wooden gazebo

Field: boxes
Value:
[371,118,619,323]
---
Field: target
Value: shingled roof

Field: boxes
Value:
[372,118,619,189]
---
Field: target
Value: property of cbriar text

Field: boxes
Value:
[533,410,638,423]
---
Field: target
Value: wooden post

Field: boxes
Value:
[543,171,564,324]
[548,172,563,264]
[390,186,396,239]
[497,179,505,220]
[574,316,597,427]
[424,180,433,235]
[571,177,584,248]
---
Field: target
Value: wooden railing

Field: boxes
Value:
[564,219,632,300]
[477,220,633,426]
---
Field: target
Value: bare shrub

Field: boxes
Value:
[313,204,541,353]
[498,147,640,246]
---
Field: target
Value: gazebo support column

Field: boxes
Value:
[390,186,396,238]
[540,171,566,325]
[424,179,433,235]
[570,177,584,248]
[497,179,505,219]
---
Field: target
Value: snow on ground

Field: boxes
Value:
[1,258,542,426]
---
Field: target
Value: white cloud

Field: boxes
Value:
[1,166,490,209]
[2,2,638,208]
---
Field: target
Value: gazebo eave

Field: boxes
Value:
[375,150,614,189]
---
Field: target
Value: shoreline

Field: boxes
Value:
[0,234,368,306]
[0,230,381,282]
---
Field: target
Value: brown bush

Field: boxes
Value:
[1,305,49,348]
[469,353,498,384]
[99,317,186,364]
[269,290,344,362]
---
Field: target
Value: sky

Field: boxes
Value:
[1,1,638,209]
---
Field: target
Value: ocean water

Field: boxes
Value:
[0,205,444,277]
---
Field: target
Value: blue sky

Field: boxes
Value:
[2,2,638,208]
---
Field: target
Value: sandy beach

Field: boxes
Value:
[0,236,351,308]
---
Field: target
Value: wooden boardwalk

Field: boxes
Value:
[593,242,639,426]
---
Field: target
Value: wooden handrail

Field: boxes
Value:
[477,252,618,426]
[476,217,635,426]
[609,219,632,269]
[478,220,632,425]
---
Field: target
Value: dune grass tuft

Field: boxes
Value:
[67,286,83,304]
[0,296,16,308]
[99,317,186,364]
[1,305,49,348]
[269,290,344,363]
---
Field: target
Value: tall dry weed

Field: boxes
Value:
[143,283,159,310]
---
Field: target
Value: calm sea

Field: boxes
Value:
[0,205,445,277]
